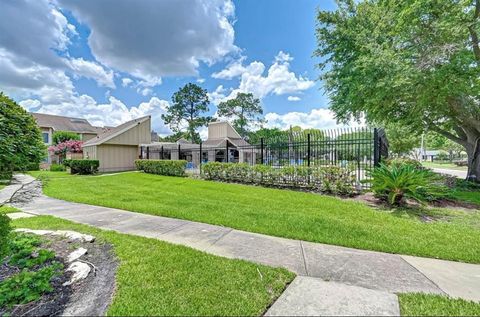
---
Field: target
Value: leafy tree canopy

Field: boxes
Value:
[385,123,420,157]
[217,93,263,138]
[158,131,200,143]
[162,83,211,144]
[52,131,80,145]
[247,128,286,144]
[316,0,480,181]
[0,93,45,178]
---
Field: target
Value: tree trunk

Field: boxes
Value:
[466,138,480,183]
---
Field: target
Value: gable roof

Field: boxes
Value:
[31,112,97,133]
[207,121,243,139]
[83,116,151,146]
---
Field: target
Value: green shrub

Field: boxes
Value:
[69,159,99,175]
[0,170,12,181]
[135,160,186,177]
[385,157,422,169]
[0,262,62,307]
[49,164,65,172]
[21,162,40,171]
[367,164,448,206]
[62,159,72,168]
[8,233,55,269]
[202,162,357,195]
[0,212,11,260]
[52,131,80,145]
[312,166,357,195]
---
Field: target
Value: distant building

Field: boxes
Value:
[151,130,159,142]
[82,116,151,172]
[140,121,251,168]
[31,112,151,171]
[31,113,98,146]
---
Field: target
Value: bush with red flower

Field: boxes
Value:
[48,140,83,162]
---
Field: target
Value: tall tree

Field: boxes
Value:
[385,123,420,157]
[315,0,480,181]
[0,93,45,179]
[217,92,263,138]
[162,83,211,143]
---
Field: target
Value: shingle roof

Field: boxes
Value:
[83,116,150,146]
[31,113,97,133]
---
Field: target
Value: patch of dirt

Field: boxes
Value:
[353,192,479,212]
[430,199,480,211]
[1,233,118,316]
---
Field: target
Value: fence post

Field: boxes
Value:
[225,142,229,163]
[146,146,150,160]
[260,138,264,165]
[373,128,380,167]
[199,142,202,174]
[307,133,311,167]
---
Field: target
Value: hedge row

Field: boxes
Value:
[202,162,357,195]
[135,159,186,177]
[66,159,99,175]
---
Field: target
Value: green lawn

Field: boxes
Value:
[28,170,73,179]
[399,293,480,316]
[35,171,480,263]
[13,216,480,316]
[422,161,467,171]
[451,190,480,206]
[13,216,294,316]
[0,206,21,214]
[0,184,5,191]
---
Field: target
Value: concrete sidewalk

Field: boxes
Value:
[4,174,480,315]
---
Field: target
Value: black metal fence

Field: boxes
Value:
[141,127,388,186]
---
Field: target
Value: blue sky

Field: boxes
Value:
[0,0,343,136]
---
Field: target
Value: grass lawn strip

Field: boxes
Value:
[398,293,480,316]
[451,190,480,206]
[421,162,468,171]
[0,206,22,214]
[37,172,480,263]
[13,216,294,316]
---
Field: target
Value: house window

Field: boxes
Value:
[42,132,49,144]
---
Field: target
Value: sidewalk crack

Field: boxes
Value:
[300,241,309,276]
[209,228,233,247]
[399,256,447,296]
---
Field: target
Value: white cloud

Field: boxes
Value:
[59,0,237,80]
[121,77,133,87]
[275,51,293,63]
[211,51,315,102]
[66,58,115,88]
[287,96,301,101]
[138,87,153,96]
[207,85,229,105]
[196,78,206,84]
[0,0,73,68]
[264,108,364,130]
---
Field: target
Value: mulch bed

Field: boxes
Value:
[0,234,117,316]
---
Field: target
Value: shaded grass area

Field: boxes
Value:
[38,172,480,263]
[399,293,480,316]
[392,207,480,231]
[451,190,480,206]
[0,206,21,214]
[13,216,294,316]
